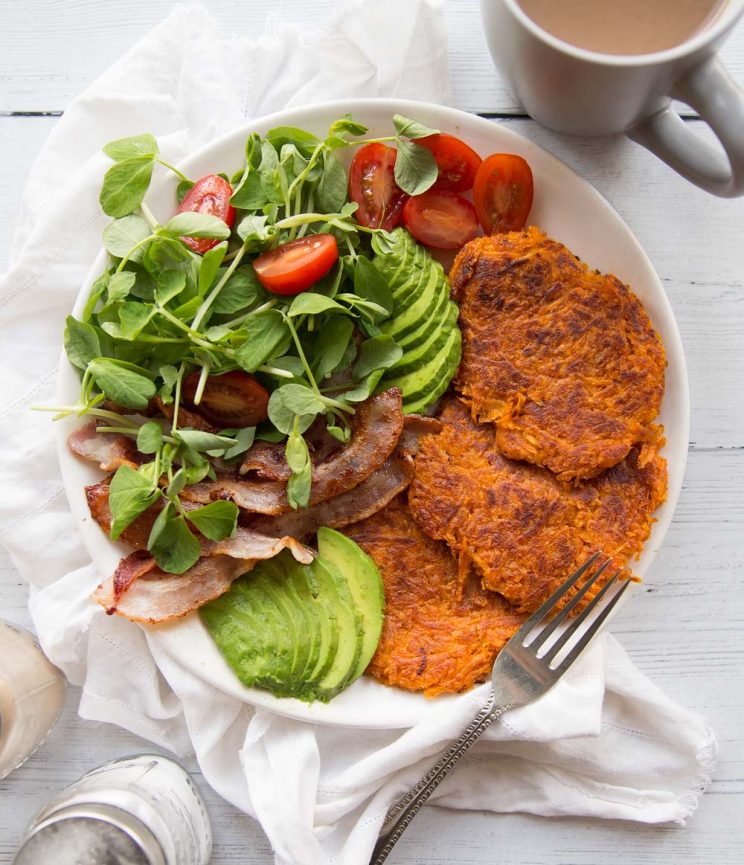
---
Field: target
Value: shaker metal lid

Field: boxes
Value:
[14,805,166,865]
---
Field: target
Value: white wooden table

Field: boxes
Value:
[1,2,743,862]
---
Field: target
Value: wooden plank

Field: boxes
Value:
[1,0,743,115]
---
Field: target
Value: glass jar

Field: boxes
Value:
[0,620,66,779]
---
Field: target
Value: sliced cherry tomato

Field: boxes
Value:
[177,174,236,255]
[472,154,534,234]
[182,370,269,428]
[402,190,480,250]
[253,234,338,296]
[416,133,483,192]
[348,143,409,231]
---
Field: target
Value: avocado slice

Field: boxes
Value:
[385,301,458,378]
[312,558,364,700]
[390,246,431,307]
[372,228,416,280]
[396,286,452,352]
[259,554,318,687]
[201,572,297,696]
[383,327,462,407]
[381,271,443,342]
[303,562,339,687]
[317,527,384,680]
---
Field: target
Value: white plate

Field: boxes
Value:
[56,99,689,728]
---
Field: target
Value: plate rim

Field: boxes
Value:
[55,97,690,728]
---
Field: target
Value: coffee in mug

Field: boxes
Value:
[516,0,728,56]
[480,0,744,196]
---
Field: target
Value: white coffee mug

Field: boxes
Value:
[480,0,744,197]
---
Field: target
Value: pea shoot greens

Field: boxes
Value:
[50,114,443,574]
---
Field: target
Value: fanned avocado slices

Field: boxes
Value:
[372,228,461,414]
[201,535,384,703]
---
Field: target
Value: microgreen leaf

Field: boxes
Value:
[64,316,102,371]
[103,133,159,161]
[328,116,369,138]
[161,212,231,239]
[353,334,403,380]
[148,505,202,574]
[102,214,152,260]
[108,464,160,540]
[197,244,228,297]
[343,369,385,402]
[311,316,355,380]
[221,426,257,461]
[137,421,163,454]
[106,271,136,304]
[186,500,239,541]
[236,214,276,249]
[315,153,349,213]
[354,257,394,317]
[155,270,187,306]
[268,384,325,435]
[393,139,438,196]
[393,115,438,140]
[287,293,346,317]
[100,155,155,218]
[88,358,156,409]
[176,179,194,204]
[234,312,290,372]
[285,430,312,510]
[118,301,156,340]
[211,266,265,314]
[174,430,237,452]
[267,126,321,157]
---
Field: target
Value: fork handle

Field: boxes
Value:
[369,692,503,865]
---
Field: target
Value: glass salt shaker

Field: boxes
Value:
[0,619,66,779]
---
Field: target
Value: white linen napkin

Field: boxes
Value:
[0,2,716,863]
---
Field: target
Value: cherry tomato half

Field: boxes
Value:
[402,190,480,250]
[253,234,339,296]
[182,370,269,428]
[472,154,534,234]
[416,134,482,193]
[177,174,236,255]
[348,143,408,231]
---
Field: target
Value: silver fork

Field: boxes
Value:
[369,553,629,865]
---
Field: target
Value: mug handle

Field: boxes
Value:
[627,54,744,198]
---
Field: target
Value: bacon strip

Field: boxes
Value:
[91,530,314,623]
[68,422,139,471]
[183,388,405,515]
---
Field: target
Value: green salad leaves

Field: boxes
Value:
[51,114,444,574]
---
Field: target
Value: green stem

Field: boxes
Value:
[157,158,190,183]
[284,315,320,396]
[257,365,294,379]
[172,366,186,432]
[221,299,278,329]
[115,233,156,272]
[140,202,159,230]
[191,244,248,331]
[193,362,211,405]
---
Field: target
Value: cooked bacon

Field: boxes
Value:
[238,417,343,479]
[184,388,405,515]
[246,452,415,539]
[91,530,314,623]
[399,415,442,453]
[85,477,161,549]
[68,422,139,471]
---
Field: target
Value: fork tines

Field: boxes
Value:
[514,553,631,675]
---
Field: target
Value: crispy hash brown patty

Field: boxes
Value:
[450,227,666,481]
[409,398,667,614]
[345,497,526,696]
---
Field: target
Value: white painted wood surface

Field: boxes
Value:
[1,2,744,863]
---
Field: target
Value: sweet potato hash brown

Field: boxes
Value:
[345,496,526,696]
[408,398,667,614]
[450,227,666,481]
